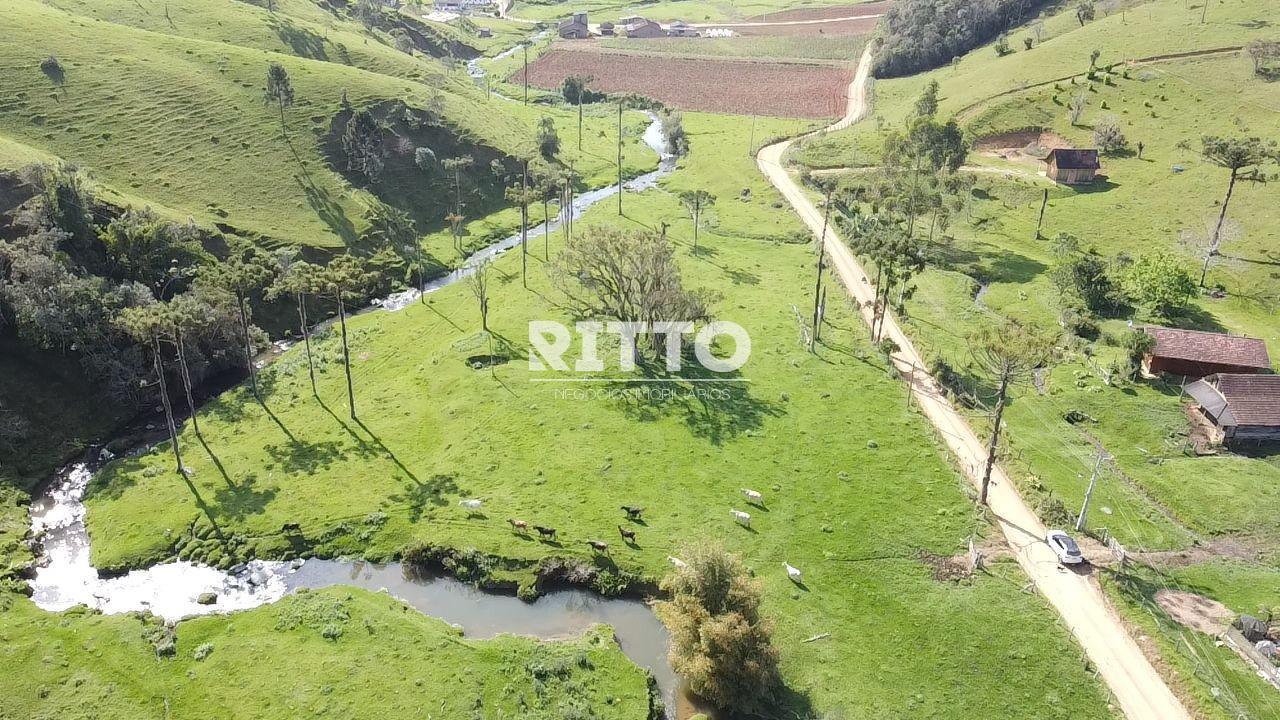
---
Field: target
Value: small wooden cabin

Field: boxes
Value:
[1045,148,1100,184]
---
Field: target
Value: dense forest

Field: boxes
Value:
[874,0,1052,77]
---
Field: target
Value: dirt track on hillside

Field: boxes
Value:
[757,46,1193,720]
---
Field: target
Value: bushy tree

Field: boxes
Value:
[1092,115,1127,154]
[1121,252,1197,318]
[97,209,204,291]
[662,111,688,156]
[1049,234,1124,316]
[678,190,716,249]
[267,254,325,395]
[657,542,781,716]
[551,227,713,358]
[1076,1,1096,26]
[536,116,560,159]
[342,108,385,182]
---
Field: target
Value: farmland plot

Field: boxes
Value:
[512,50,852,117]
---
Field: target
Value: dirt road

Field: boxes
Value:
[757,46,1192,720]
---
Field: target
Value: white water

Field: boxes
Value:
[380,111,676,311]
[28,462,298,621]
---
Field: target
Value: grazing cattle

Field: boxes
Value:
[508,518,529,533]
[668,556,688,569]
[618,525,637,543]
[730,509,751,527]
[741,488,763,504]
[784,562,803,584]
[620,505,644,521]
[534,525,557,540]
[459,499,483,512]
[586,540,609,553]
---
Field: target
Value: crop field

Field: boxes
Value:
[746,1,889,22]
[596,34,867,61]
[731,15,882,35]
[512,50,852,117]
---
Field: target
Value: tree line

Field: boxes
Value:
[874,0,1052,77]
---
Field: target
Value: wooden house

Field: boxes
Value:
[1142,326,1272,378]
[558,12,590,39]
[1045,148,1100,184]
[623,19,665,38]
[1185,374,1280,443]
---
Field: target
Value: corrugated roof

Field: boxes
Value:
[1208,374,1280,427]
[1144,326,1272,370]
[1047,148,1100,169]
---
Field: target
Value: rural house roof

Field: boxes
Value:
[1186,374,1280,427]
[1143,326,1272,370]
[1046,148,1100,169]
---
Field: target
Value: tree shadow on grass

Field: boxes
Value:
[353,417,420,483]
[212,472,277,521]
[268,17,329,61]
[297,175,358,246]
[263,435,347,475]
[608,357,784,446]
[388,473,460,522]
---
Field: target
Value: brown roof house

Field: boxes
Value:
[1045,148,1100,184]
[559,12,590,39]
[1142,326,1272,378]
[1186,374,1280,443]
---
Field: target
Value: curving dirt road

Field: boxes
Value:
[757,46,1192,720]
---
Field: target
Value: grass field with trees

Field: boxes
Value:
[791,0,1280,716]
[72,111,1115,720]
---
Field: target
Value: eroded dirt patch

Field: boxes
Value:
[1155,589,1234,635]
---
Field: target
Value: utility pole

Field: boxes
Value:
[616,102,623,215]
[1075,450,1107,532]
[809,186,832,352]
[522,43,529,106]
[1035,188,1048,239]
[747,115,756,158]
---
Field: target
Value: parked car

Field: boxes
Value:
[1045,530,1084,565]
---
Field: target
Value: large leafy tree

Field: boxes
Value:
[551,226,712,358]
[97,209,204,291]
[1122,252,1198,319]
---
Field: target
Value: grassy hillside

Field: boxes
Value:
[0,0,656,254]
[81,111,1115,720]
[790,0,1280,716]
[0,588,652,720]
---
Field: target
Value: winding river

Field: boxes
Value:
[25,109,700,716]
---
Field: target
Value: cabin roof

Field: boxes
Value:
[1046,148,1100,169]
[1143,326,1272,370]
[1187,374,1280,427]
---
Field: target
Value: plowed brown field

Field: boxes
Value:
[511,50,851,118]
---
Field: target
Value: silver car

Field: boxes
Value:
[1046,530,1084,565]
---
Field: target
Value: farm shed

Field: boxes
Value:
[624,19,665,38]
[1045,148,1100,184]
[1142,326,1272,378]
[559,12,590,39]
[1185,374,1280,443]
[668,20,699,37]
